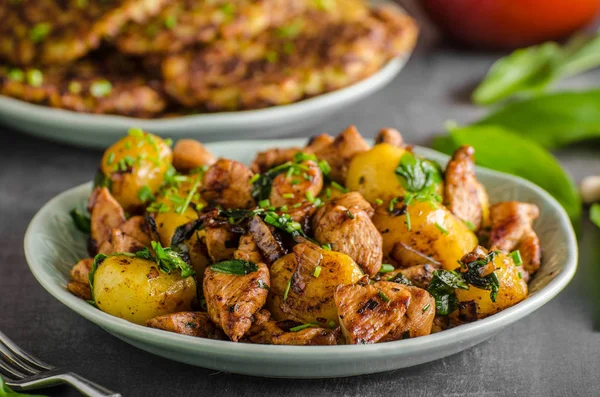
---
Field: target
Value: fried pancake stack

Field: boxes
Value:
[0,0,418,117]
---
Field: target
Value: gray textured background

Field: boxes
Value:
[2,2,600,396]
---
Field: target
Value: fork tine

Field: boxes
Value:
[0,331,54,371]
[0,342,40,376]
[0,355,27,380]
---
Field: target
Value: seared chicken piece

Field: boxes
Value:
[88,187,126,254]
[234,233,264,264]
[172,139,216,173]
[312,125,370,184]
[109,229,146,254]
[146,312,226,339]
[67,281,92,301]
[489,201,541,278]
[285,201,318,227]
[248,216,286,265]
[312,192,382,276]
[335,281,411,344]
[375,128,404,147]
[201,159,256,209]
[444,145,490,232]
[120,215,151,247]
[269,160,323,207]
[246,321,339,345]
[203,262,270,342]
[251,147,302,174]
[305,134,334,154]
[325,191,374,217]
[385,263,436,289]
[205,226,238,263]
[70,258,93,284]
[380,286,435,341]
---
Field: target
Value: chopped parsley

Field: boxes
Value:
[210,259,258,275]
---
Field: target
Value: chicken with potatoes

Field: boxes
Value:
[66,126,543,345]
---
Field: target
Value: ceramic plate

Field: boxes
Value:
[0,57,407,149]
[24,139,577,378]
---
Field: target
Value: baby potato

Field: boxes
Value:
[453,252,528,320]
[92,255,197,325]
[99,129,173,213]
[372,200,478,270]
[268,245,363,325]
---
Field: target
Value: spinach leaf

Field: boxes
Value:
[426,270,468,316]
[210,259,258,275]
[473,42,560,105]
[0,376,47,397]
[591,203,600,229]
[70,208,90,233]
[432,125,581,224]
[459,251,501,302]
[475,90,600,149]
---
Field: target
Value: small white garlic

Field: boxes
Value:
[579,175,600,204]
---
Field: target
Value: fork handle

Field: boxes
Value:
[59,372,121,397]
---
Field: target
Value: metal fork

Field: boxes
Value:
[0,330,120,397]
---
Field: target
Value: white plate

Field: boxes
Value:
[0,56,408,148]
[24,139,578,378]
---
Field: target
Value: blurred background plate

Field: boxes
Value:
[0,55,408,149]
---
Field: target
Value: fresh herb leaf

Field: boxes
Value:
[289,322,319,332]
[175,176,201,214]
[70,208,90,233]
[426,269,468,316]
[137,186,155,203]
[252,161,308,201]
[591,203,600,228]
[262,211,308,239]
[459,251,501,302]
[432,124,581,224]
[93,169,111,189]
[210,259,258,275]
[148,241,196,278]
[171,219,204,246]
[395,152,442,194]
[387,272,413,286]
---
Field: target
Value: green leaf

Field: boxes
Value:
[476,90,600,149]
[472,42,561,105]
[151,241,196,278]
[459,250,501,302]
[210,260,259,275]
[0,375,48,396]
[557,31,600,78]
[590,203,600,228]
[70,208,90,233]
[395,152,443,193]
[432,125,581,224]
[426,270,467,316]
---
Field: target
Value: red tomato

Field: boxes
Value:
[421,0,600,49]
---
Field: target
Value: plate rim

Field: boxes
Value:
[23,139,578,359]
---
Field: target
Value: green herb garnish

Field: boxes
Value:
[313,266,322,278]
[459,251,501,303]
[70,208,91,233]
[379,264,394,273]
[210,259,258,275]
[378,291,390,303]
[90,79,112,98]
[29,23,52,42]
[510,250,523,266]
[426,269,468,316]
[289,322,319,332]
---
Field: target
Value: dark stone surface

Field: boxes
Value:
[1,3,599,396]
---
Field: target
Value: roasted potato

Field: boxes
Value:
[92,255,197,325]
[372,200,478,270]
[99,130,173,213]
[268,243,363,325]
[453,250,528,321]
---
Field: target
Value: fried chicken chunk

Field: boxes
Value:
[335,281,411,344]
[172,139,216,173]
[380,286,435,341]
[146,312,226,339]
[375,128,404,147]
[205,226,238,263]
[269,160,323,207]
[67,258,94,300]
[234,233,264,264]
[248,216,286,265]
[385,263,437,289]
[443,145,489,232]
[203,262,270,342]
[88,187,126,254]
[489,201,541,278]
[201,159,256,209]
[312,126,370,184]
[312,192,382,276]
[246,321,339,345]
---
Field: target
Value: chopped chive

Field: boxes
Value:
[463,220,476,231]
[435,222,448,235]
[375,198,383,205]
[175,176,201,214]
[346,210,354,219]
[68,81,81,94]
[328,320,336,329]
[259,199,270,208]
[405,211,412,231]
[422,303,431,313]
[282,193,294,199]
[90,79,112,98]
[279,205,288,212]
[106,152,115,165]
[313,266,322,278]
[249,173,260,184]
[389,197,399,212]
[30,23,52,42]
[290,179,301,185]
[26,69,43,87]
[325,187,331,199]
[379,264,394,273]
[7,68,24,82]
[137,185,155,203]
[321,243,331,251]
[289,322,319,332]
[305,191,315,203]
[164,138,173,147]
[164,14,177,29]
[518,272,523,279]
[378,291,390,303]
[292,202,302,208]
[331,181,348,193]
[283,278,292,301]
[510,250,523,266]
[128,127,144,137]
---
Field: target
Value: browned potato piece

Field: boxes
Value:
[100,131,173,213]
[375,128,404,147]
[312,125,369,184]
[312,192,382,276]
[335,281,411,344]
[201,159,256,209]
[88,187,126,253]
[489,201,541,278]
[380,286,435,341]
[204,262,270,342]
[205,226,238,263]
[172,139,216,173]
[146,312,226,339]
[268,243,363,325]
[444,145,490,232]
[246,321,339,345]
[269,160,323,207]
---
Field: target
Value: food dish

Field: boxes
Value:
[25,130,577,376]
[0,1,416,116]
